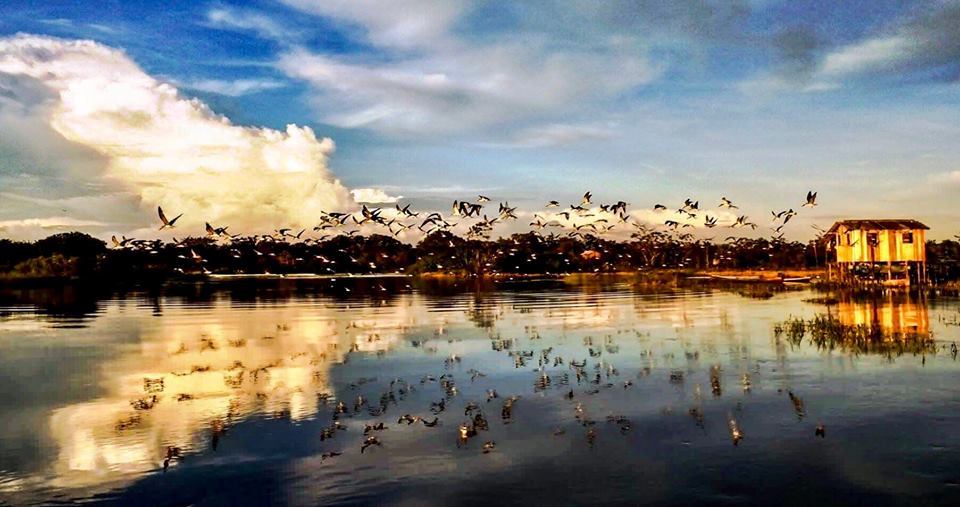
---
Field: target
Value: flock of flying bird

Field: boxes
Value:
[113,191,821,254]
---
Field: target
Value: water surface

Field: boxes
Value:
[1,278,959,505]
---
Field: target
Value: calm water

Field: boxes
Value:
[1,278,959,506]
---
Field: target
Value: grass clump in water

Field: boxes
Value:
[774,314,935,356]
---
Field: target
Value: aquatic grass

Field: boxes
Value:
[802,296,840,305]
[773,316,807,345]
[775,314,936,356]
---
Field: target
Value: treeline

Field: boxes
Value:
[1,231,959,282]
[926,239,960,284]
[0,232,107,279]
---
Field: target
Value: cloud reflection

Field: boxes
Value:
[44,297,418,488]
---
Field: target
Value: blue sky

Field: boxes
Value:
[0,1,958,239]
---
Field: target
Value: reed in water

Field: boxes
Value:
[774,314,938,356]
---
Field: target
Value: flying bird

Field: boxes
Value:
[731,215,757,229]
[205,222,230,237]
[158,206,183,230]
[803,191,818,207]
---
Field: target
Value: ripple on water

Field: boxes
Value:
[0,284,958,505]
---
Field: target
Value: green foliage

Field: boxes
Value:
[6,254,80,279]
[0,232,105,279]
[0,239,35,271]
[1,232,958,283]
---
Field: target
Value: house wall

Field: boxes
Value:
[833,227,926,263]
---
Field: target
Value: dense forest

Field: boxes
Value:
[0,231,958,283]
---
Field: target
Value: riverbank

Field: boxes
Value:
[5,268,959,295]
[692,268,825,280]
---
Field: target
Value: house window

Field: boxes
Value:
[845,232,852,245]
[902,232,914,244]
[867,232,878,246]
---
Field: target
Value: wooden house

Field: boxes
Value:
[826,219,928,285]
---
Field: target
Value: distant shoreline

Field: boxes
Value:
[0,268,826,286]
[3,270,958,297]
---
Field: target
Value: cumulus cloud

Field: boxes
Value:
[350,188,402,203]
[0,34,354,236]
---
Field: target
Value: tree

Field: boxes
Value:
[35,232,106,257]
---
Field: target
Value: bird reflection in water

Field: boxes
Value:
[4,282,956,505]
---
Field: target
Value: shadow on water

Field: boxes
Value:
[0,284,105,325]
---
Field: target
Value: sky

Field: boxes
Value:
[0,0,958,241]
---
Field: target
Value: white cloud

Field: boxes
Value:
[928,170,960,184]
[86,23,119,35]
[817,3,960,81]
[350,188,402,203]
[736,74,840,96]
[483,122,620,149]
[278,43,658,136]
[0,34,354,236]
[740,3,960,94]
[0,216,107,233]
[279,0,465,50]
[205,6,291,42]
[202,2,664,138]
[39,18,75,28]
[182,78,286,96]
[820,35,913,76]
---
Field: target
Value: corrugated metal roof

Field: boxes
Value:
[827,219,929,234]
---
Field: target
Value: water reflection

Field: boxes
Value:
[832,293,930,335]
[45,297,421,489]
[0,280,958,505]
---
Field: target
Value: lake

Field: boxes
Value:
[1,277,958,506]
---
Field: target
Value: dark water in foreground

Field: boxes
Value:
[0,278,959,506]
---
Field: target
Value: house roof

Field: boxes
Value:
[827,219,929,234]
